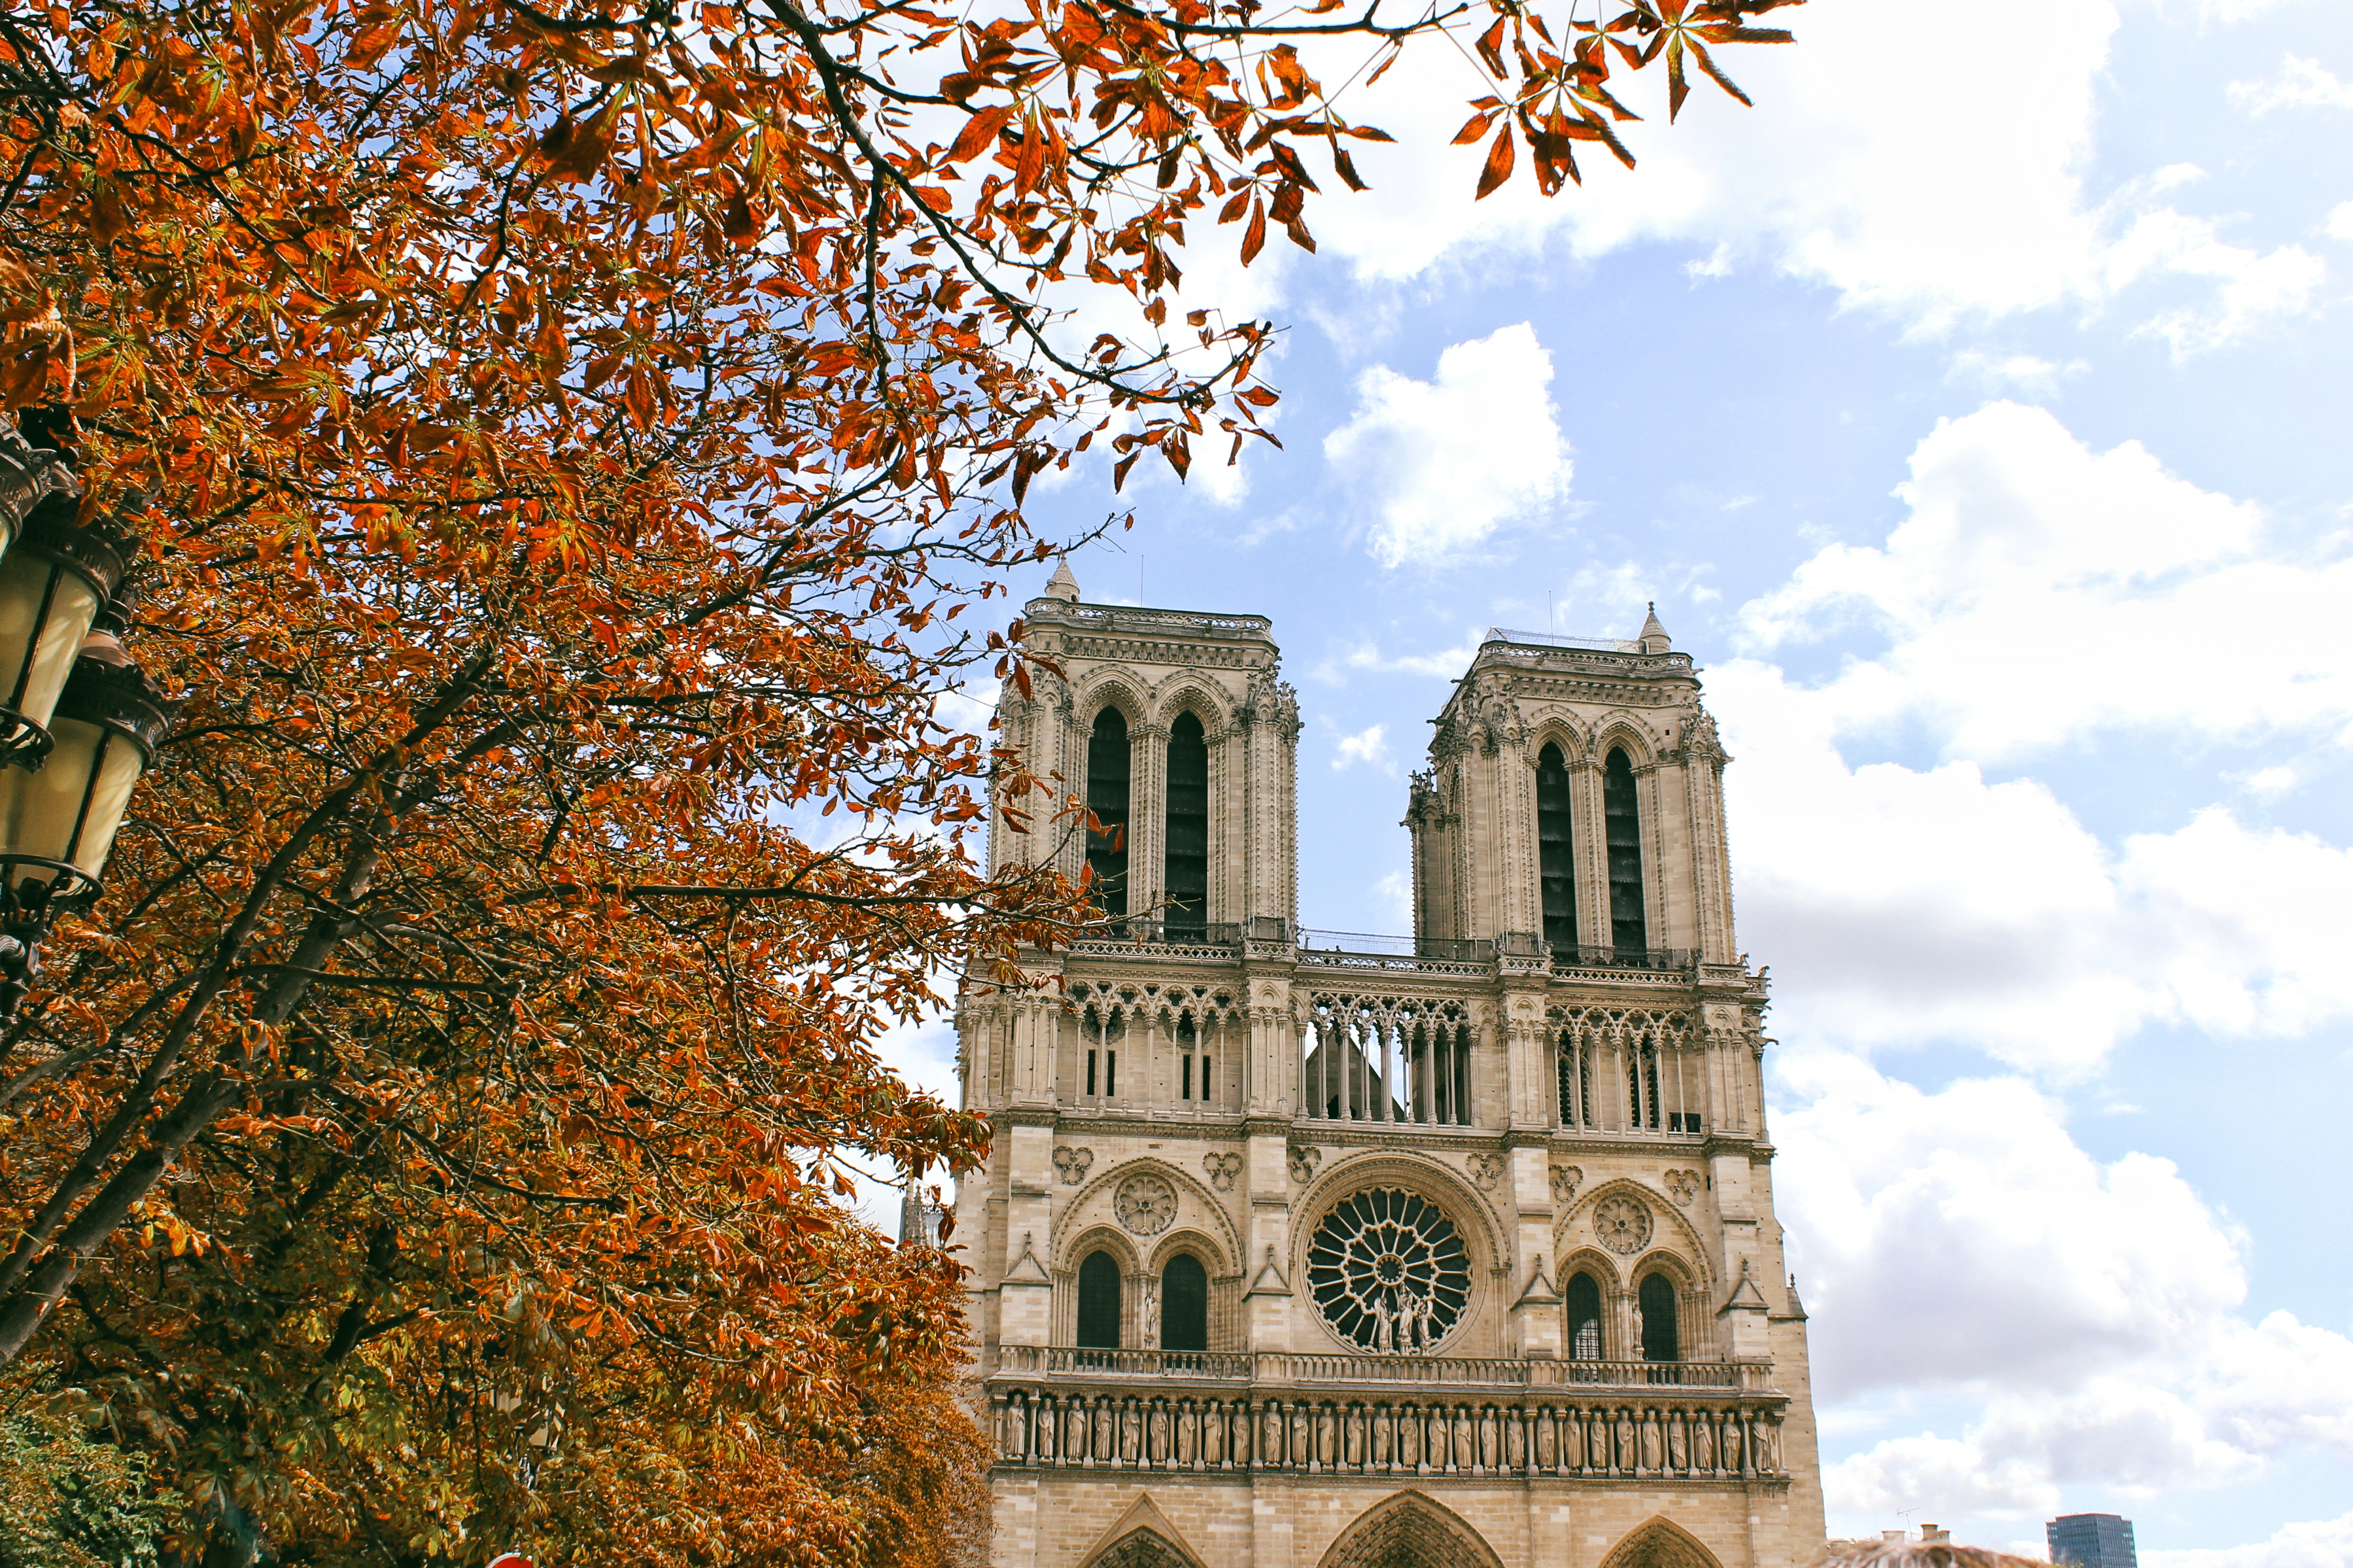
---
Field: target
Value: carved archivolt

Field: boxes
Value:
[1056,1158,1240,1275]
[1317,1491,1506,1568]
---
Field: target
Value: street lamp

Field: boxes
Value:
[0,490,134,767]
[0,433,174,1020]
[0,627,177,1018]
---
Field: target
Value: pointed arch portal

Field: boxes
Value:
[1317,1491,1505,1568]
[1597,1516,1729,1568]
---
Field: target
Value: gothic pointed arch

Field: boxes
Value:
[1079,1493,1209,1568]
[1596,1515,1726,1568]
[1315,1490,1506,1568]
[1057,1156,1243,1277]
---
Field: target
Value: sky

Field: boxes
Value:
[867,0,2353,1559]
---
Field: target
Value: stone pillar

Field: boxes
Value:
[1245,1124,1295,1351]
[1131,721,1168,926]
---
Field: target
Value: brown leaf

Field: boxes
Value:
[1476,124,1515,200]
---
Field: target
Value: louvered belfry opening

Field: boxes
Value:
[1160,1254,1209,1352]
[1164,711,1209,935]
[1086,706,1131,924]
[1076,1250,1121,1349]
[1537,742,1577,950]
[1603,746,1647,953]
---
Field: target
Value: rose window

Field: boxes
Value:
[1306,1187,1471,1353]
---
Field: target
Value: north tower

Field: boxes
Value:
[958,570,1825,1568]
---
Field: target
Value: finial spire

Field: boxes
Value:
[1044,560,1081,602]
[1638,601,1671,654]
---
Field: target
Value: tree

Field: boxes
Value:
[0,0,1795,1559]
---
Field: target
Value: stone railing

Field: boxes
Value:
[985,1383,1788,1481]
[990,1346,1768,1393]
[1031,603,1273,638]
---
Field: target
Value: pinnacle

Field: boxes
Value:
[1044,560,1082,602]
[1638,600,1671,654]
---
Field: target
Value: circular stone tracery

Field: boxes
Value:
[1306,1187,1471,1353]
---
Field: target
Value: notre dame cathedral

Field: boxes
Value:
[954,563,1825,1568]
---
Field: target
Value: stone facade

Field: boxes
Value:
[959,577,1825,1568]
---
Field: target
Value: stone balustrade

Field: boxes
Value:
[985,1382,1788,1481]
[991,1346,1772,1394]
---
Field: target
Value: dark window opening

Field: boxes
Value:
[1627,1035,1662,1131]
[1639,1272,1679,1362]
[1603,747,1647,953]
[1086,708,1131,924]
[1105,1050,1116,1097]
[1165,712,1209,933]
[1161,1253,1209,1353]
[1537,742,1577,950]
[1077,1251,1122,1350]
[1201,1055,1213,1101]
[1567,1272,1603,1361]
[1668,1111,1703,1134]
[1557,1030,1592,1128]
[1181,1055,1193,1100]
[1085,1050,1098,1097]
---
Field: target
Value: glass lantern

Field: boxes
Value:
[0,495,133,765]
[0,632,176,914]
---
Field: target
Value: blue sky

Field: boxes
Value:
[875,1,2353,1559]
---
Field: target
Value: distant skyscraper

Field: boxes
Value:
[2049,1514,2138,1568]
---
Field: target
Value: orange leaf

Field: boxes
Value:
[946,105,1015,166]
[1475,124,1515,200]
[1451,111,1495,146]
[1239,198,1266,265]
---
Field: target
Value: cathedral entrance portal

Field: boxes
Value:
[1317,1492,1505,1568]
[1598,1517,1729,1568]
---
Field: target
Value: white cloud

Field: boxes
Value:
[1948,351,2088,399]
[1738,401,2353,761]
[2228,54,2353,115]
[1289,1,2318,347]
[2146,1515,2353,1568]
[1713,404,2353,1068]
[1783,1057,2353,1535]
[2327,202,2353,243]
[1332,721,1393,772]
[1323,323,1570,568]
[1310,629,1489,684]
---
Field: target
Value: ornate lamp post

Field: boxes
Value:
[0,433,177,1019]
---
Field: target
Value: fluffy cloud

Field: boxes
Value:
[1711,403,2353,1068]
[2145,1516,2353,1568]
[1719,664,2353,1068]
[1737,401,2353,762]
[1331,721,1393,772]
[2228,54,2353,115]
[1292,2,2320,346]
[1781,1058,2353,1534]
[1323,322,1570,568]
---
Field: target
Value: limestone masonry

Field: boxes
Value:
[956,565,1825,1568]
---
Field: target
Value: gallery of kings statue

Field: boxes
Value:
[951,564,1826,1568]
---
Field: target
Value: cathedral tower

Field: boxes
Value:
[958,578,1825,1568]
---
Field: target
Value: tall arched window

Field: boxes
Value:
[1536,743,1577,952]
[1603,747,1647,954]
[1086,708,1131,923]
[1566,1271,1603,1361]
[1164,711,1209,934]
[1161,1253,1209,1353]
[1638,1271,1679,1362]
[1076,1250,1122,1350]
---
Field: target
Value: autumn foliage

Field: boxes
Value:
[0,0,1793,1559]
